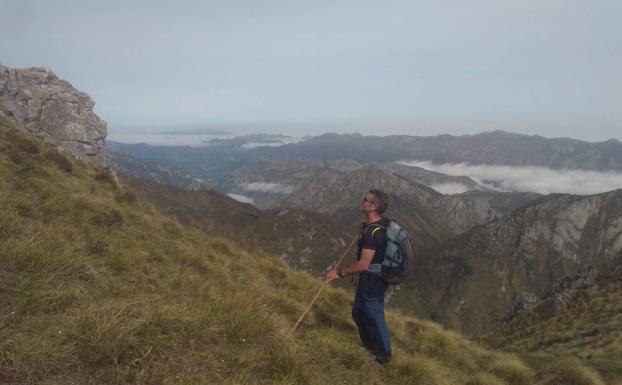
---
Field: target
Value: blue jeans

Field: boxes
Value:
[352,272,391,362]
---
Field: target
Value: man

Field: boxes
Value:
[325,189,392,364]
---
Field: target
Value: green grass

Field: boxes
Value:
[0,117,613,384]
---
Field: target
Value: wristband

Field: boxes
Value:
[337,268,344,278]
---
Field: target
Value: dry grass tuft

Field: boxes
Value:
[43,149,73,173]
[466,372,508,385]
[540,357,606,385]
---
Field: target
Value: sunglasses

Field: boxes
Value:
[362,197,375,204]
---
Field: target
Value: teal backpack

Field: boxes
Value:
[367,220,415,284]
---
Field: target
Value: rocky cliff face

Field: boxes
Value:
[0,65,109,168]
[409,189,622,336]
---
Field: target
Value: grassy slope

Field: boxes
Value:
[0,118,609,385]
[484,279,622,382]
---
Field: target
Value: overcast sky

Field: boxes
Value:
[1,0,621,140]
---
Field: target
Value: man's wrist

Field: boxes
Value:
[337,268,345,278]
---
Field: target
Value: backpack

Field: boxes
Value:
[367,220,415,284]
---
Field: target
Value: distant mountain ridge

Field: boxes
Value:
[255,131,622,171]
[228,158,490,209]
[107,130,622,208]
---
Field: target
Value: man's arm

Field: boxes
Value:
[325,248,374,280]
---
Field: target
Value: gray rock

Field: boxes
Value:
[0,64,109,168]
[503,291,540,321]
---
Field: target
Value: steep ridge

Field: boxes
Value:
[121,175,350,274]
[484,264,622,381]
[110,151,204,190]
[107,140,251,190]
[408,190,622,337]
[374,162,484,192]
[229,158,488,208]
[0,114,591,385]
[484,264,622,368]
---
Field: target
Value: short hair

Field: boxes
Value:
[369,189,389,214]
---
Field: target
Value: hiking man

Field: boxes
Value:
[325,189,392,364]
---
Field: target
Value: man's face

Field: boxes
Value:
[360,193,378,214]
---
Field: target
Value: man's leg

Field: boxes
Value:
[363,276,391,363]
[352,274,374,351]
[364,298,391,363]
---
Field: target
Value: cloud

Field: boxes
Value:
[227,193,254,204]
[240,142,285,149]
[243,182,295,194]
[398,161,622,195]
[240,137,304,149]
[428,182,471,195]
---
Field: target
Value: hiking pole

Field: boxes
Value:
[287,231,360,338]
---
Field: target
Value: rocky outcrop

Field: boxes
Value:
[503,265,599,321]
[502,292,540,322]
[0,65,109,168]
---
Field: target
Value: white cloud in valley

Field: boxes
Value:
[399,161,622,195]
[227,193,254,204]
[428,182,472,195]
[243,182,295,194]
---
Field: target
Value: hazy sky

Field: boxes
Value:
[1,0,621,140]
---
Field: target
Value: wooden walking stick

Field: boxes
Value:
[287,230,360,338]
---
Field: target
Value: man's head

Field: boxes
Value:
[361,189,389,215]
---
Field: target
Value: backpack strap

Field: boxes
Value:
[364,222,387,276]
[365,222,385,237]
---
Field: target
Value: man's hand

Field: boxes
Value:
[325,269,340,281]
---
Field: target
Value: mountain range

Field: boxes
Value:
[255,131,622,171]
[2,64,621,383]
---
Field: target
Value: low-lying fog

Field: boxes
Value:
[399,161,622,195]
